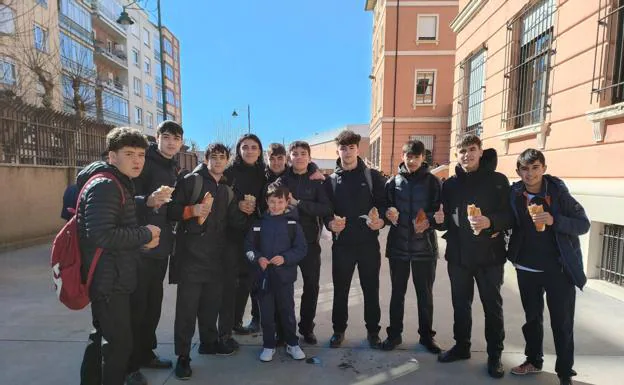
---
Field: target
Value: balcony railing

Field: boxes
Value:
[97,78,128,98]
[61,56,98,79]
[94,45,128,68]
[102,109,130,125]
[90,0,128,37]
[59,13,94,45]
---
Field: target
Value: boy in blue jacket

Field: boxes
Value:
[245,184,308,362]
[507,149,590,385]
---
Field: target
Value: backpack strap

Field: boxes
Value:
[363,167,373,195]
[330,173,338,195]
[287,220,297,244]
[187,173,203,204]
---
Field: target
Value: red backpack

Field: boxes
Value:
[51,172,125,310]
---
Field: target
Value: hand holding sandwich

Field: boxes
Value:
[467,204,490,235]
[239,194,256,215]
[528,203,553,229]
[413,208,430,234]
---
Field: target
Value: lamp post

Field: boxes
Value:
[231,104,251,133]
[117,0,168,120]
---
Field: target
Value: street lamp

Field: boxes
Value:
[117,0,168,120]
[231,104,251,133]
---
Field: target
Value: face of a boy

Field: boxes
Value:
[157,132,183,159]
[269,154,287,174]
[517,160,547,192]
[267,195,288,216]
[108,146,146,178]
[403,153,424,173]
[457,144,483,172]
[240,139,260,166]
[337,144,359,168]
[290,147,310,173]
[207,152,228,176]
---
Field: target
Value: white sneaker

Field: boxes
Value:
[259,348,275,362]
[286,344,306,360]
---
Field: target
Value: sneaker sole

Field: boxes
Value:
[288,354,306,360]
[511,369,542,376]
[175,374,191,381]
[216,351,235,356]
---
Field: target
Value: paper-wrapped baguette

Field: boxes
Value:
[368,207,379,221]
[387,207,399,225]
[197,192,214,225]
[244,194,256,203]
[527,203,545,232]
[466,204,482,235]
[415,208,427,224]
[158,185,174,202]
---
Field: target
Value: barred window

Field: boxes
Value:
[502,0,556,129]
[414,71,435,105]
[457,49,486,140]
[370,137,380,168]
[592,0,624,104]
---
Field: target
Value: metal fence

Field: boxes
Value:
[591,0,624,104]
[600,224,624,286]
[0,98,112,167]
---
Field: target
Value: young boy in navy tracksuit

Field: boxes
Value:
[507,149,590,385]
[245,184,308,362]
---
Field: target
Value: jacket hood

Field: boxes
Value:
[455,148,498,176]
[262,206,300,221]
[398,162,429,176]
[334,157,366,174]
[146,142,178,169]
[76,161,129,190]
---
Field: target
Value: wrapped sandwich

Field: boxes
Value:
[368,207,379,221]
[197,192,214,225]
[157,185,174,202]
[466,204,482,235]
[387,207,399,225]
[527,203,546,232]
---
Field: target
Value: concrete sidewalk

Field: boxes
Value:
[1,232,623,385]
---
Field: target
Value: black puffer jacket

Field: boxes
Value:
[168,163,247,282]
[223,161,267,241]
[275,167,333,244]
[134,143,178,259]
[385,163,441,261]
[439,149,512,267]
[76,161,152,300]
[323,157,388,246]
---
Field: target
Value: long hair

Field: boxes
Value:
[232,133,266,168]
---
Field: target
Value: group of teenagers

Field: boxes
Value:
[72,120,590,385]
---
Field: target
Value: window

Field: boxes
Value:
[133,77,141,96]
[60,32,95,73]
[155,61,162,85]
[417,15,438,41]
[592,0,624,104]
[166,88,175,103]
[60,0,92,33]
[153,33,160,54]
[144,57,151,74]
[102,91,129,120]
[370,138,380,169]
[0,5,16,34]
[144,83,153,101]
[143,28,150,47]
[165,63,174,80]
[458,49,486,138]
[0,58,16,85]
[414,71,435,105]
[34,25,48,52]
[600,224,624,286]
[135,107,143,125]
[156,85,163,106]
[164,38,173,56]
[503,0,555,129]
[146,112,154,129]
[132,48,139,66]
[157,112,164,124]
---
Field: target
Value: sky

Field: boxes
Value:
[154,0,374,149]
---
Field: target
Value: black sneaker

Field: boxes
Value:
[419,338,442,354]
[126,371,147,385]
[488,357,505,379]
[232,322,250,335]
[381,336,402,351]
[174,356,192,380]
[367,333,381,349]
[559,377,573,385]
[329,333,344,348]
[301,332,318,345]
[223,336,240,351]
[438,345,471,363]
[244,318,261,334]
[197,340,235,356]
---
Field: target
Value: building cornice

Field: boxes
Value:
[450,0,488,33]
[365,0,377,11]
[586,102,624,142]
[385,50,455,56]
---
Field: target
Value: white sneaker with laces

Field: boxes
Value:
[259,348,275,362]
[286,344,306,360]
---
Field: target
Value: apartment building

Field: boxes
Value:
[364,0,458,175]
[450,0,624,286]
[0,0,182,138]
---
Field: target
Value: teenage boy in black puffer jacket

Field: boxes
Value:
[245,184,308,362]
[381,140,442,354]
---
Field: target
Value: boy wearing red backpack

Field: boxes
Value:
[77,127,160,385]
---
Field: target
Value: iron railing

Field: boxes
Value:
[592,0,624,104]
[502,0,556,130]
[600,224,624,286]
[456,49,486,142]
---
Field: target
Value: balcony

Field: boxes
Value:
[90,0,127,39]
[94,43,127,70]
[97,77,128,99]
[61,56,98,79]
[102,109,130,126]
[59,14,94,46]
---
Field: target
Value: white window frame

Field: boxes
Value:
[132,48,139,67]
[133,77,141,96]
[144,56,151,75]
[0,5,15,35]
[413,69,437,108]
[416,14,439,44]
[34,24,48,52]
[135,106,143,125]
[143,27,150,47]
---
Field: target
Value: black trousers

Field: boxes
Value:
[128,257,168,372]
[80,294,132,385]
[297,242,322,335]
[387,258,437,340]
[174,280,223,356]
[232,243,260,326]
[448,262,505,357]
[218,243,242,337]
[259,282,298,348]
[331,241,381,334]
[517,268,576,378]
